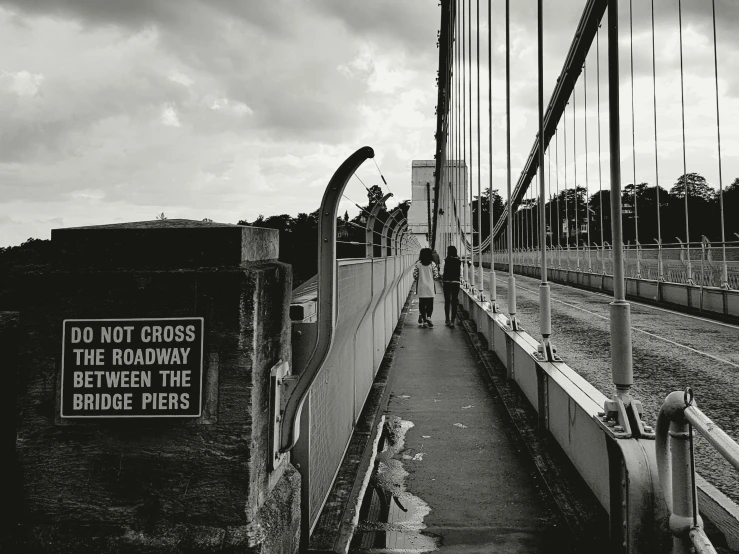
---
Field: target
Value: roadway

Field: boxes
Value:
[478,268,739,505]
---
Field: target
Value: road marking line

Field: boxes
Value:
[508,281,739,369]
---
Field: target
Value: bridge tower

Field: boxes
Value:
[408,159,470,253]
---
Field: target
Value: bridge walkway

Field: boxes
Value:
[348,290,569,553]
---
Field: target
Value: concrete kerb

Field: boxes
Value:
[491,262,739,323]
[460,282,739,552]
[458,286,667,551]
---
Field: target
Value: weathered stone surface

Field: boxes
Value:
[51,219,279,269]
[6,246,299,551]
[0,312,20,541]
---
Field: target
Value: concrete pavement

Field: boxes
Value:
[350,291,569,553]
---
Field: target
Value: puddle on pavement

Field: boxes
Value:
[350,416,439,553]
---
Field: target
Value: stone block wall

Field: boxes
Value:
[3,221,300,553]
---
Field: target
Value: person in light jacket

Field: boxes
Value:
[442,245,462,328]
[413,248,439,328]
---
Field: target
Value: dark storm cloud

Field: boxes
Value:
[0,0,371,141]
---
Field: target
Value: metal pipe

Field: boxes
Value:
[505,0,517,328]
[574,84,580,270]
[629,0,641,278]
[537,0,552,351]
[468,0,476,291]
[607,0,634,397]
[685,405,739,473]
[711,0,729,289]
[462,0,468,284]
[650,0,664,281]
[488,0,496,308]
[678,0,693,285]
[476,0,484,298]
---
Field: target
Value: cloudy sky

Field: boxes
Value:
[1,0,737,246]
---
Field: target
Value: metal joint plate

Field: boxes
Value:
[269,360,290,471]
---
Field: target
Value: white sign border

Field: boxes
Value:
[60,317,205,419]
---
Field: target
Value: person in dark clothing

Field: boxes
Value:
[442,245,462,328]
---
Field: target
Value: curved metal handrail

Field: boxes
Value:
[366,193,393,257]
[280,146,375,452]
[382,208,403,257]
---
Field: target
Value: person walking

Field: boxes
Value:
[442,245,462,328]
[413,248,439,328]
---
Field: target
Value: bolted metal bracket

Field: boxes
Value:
[269,360,291,471]
[594,396,655,440]
[504,315,523,333]
[531,340,562,363]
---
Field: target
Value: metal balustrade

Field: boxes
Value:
[656,388,739,554]
[277,146,421,538]
[485,242,739,290]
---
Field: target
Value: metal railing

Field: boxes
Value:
[656,388,739,554]
[487,241,739,290]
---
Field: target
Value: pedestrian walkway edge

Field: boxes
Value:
[458,305,609,551]
[307,292,413,553]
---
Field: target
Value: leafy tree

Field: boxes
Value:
[669,173,714,201]
[667,173,716,244]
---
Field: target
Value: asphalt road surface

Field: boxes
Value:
[479,269,739,505]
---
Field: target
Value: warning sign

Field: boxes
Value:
[60,318,204,418]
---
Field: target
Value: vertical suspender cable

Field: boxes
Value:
[597,26,604,252]
[488,0,497,306]
[457,0,462,256]
[476,0,484,297]
[462,0,468,282]
[711,0,729,289]
[651,0,664,280]
[629,0,641,278]
[469,0,476,290]
[556,128,561,258]
[562,101,570,254]
[607,0,635,403]
[677,0,693,284]
[574,83,579,267]
[549,150,553,250]
[585,60,592,272]
[505,0,517,328]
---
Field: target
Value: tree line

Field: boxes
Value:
[480,173,739,249]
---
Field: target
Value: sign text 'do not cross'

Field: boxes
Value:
[60,318,204,418]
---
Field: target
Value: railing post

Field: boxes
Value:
[656,391,702,554]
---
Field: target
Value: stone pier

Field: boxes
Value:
[3,220,300,553]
